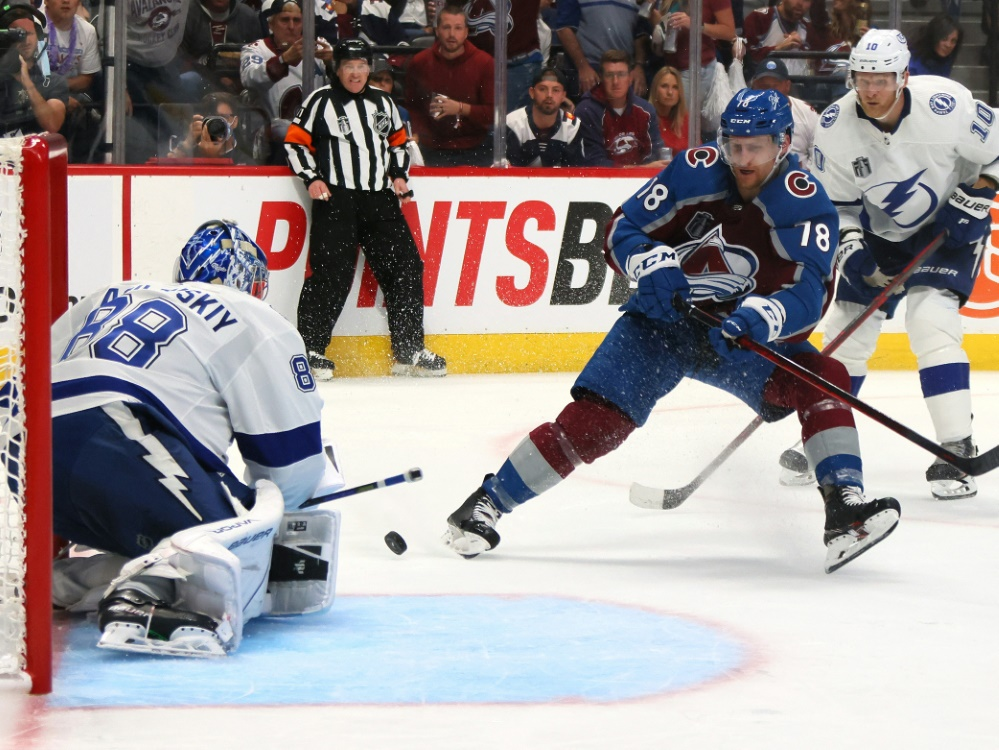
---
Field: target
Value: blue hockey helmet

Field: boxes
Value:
[717,88,793,167]
[175,220,270,300]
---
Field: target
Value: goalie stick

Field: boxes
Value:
[300,468,423,509]
[685,303,999,476]
[630,230,948,510]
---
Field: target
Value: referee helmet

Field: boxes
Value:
[334,38,373,69]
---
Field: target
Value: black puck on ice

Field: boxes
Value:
[384,531,407,555]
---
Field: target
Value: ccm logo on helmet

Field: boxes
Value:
[785,171,817,198]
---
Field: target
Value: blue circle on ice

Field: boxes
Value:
[50,595,749,708]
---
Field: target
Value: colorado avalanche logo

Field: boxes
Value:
[676,225,758,302]
[684,146,720,167]
[866,169,939,228]
[820,105,840,128]
[143,6,178,31]
[929,93,956,115]
[610,133,639,156]
[372,111,392,136]
[785,171,817,198]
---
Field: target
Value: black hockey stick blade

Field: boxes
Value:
[686,303,999,476]
[629,231,950,511]
[300,468,423,508]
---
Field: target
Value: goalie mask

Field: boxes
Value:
[175,220,270,300]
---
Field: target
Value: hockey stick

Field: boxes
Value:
[300,468,423,509]
[684,303,999,475]
[630,230,947,510]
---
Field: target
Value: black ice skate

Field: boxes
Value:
[97,588,227,657]
[821,484,900,573]
[444,484,503,558]
[308,350,336,382]
[778,447,815,486]
[926,437,978,500]
[391,348,447,378]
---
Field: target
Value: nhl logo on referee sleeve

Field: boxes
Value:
[852,157,871,178]
[373,111,392,136]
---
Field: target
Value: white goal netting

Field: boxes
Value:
[0,136,27,678]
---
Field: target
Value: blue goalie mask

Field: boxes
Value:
[175,220,270,300]
[717,88,793,168]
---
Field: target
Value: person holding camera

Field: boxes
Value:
[0,0,67,137]
[167,91,250,163]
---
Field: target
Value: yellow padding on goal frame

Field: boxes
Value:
[321,332,999,379]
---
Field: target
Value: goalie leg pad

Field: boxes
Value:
[53,551,129,612]
[101,480,286,654]
[266,508,341,616]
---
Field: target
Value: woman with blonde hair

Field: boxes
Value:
[649,65,689,155]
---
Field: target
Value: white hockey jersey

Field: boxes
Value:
[240,37,329,124]
[812,75,999,242]
[51,281,329,510]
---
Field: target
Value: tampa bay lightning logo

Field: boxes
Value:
[820,104,840,128]
[676,225,758,302]
[929,93,957,115]
[866,169,939,228]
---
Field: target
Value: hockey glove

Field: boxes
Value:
[838,229,897,290]
[934,182,995,248]
[709,296,787,360]
[627,245,690,323]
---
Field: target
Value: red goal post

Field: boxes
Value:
[0,134,68,695]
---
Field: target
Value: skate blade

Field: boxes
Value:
[390,363,447,378]
[97,622,227,658]
[824,508,900,574]
[929,478,978,501]
[779,468,816,487]
[442,525,493,559]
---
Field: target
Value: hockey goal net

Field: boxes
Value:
[0,134,67,695]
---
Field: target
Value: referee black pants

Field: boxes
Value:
[298,185,426,362]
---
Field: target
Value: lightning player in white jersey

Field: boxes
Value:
[444,89,901,574]
[788,29,999,500]
[51,221,345,656]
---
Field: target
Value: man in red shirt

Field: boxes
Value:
[404,4,494,167]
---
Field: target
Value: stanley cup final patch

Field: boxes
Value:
[338,116,351,136]
[852,157,871,178]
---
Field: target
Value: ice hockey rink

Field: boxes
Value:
[3,369,998,750]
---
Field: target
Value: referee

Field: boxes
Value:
[285,38,446,379]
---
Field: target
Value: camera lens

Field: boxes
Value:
[202,116,229,143]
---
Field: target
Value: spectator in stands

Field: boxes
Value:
[506,66,583,167]
[648,64,688,155]
[647,0,736,106]
[166,91,252,162]
[744,0,814,79]
[909,13,963,77]
[404,4,494,167]
[573,49,667,168]
[811,0,868,50]
[360,0,433,45]
[749,56,817,170]
[181,0,262,95]
[0,0,67,137]
[43,0,100,161]
[240,0,332,161]
[555,0,650,99]
[463,0,544,112]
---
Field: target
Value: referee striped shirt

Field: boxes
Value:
[285,80,410,192]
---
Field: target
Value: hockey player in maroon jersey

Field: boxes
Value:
[444,89,901,574]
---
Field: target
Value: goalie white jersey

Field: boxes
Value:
[51,281,328,510]
[812,75,999,242]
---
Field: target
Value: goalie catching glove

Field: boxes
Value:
[625,245,690,323]
[709,295,787,359]
[934,182,995,248]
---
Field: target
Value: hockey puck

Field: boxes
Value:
[384,531,407,555]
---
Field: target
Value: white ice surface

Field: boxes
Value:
[4,371,999,750]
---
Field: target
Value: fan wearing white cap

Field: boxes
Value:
[785,28,999,501]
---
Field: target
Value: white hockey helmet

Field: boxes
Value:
[849,29,910,82]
